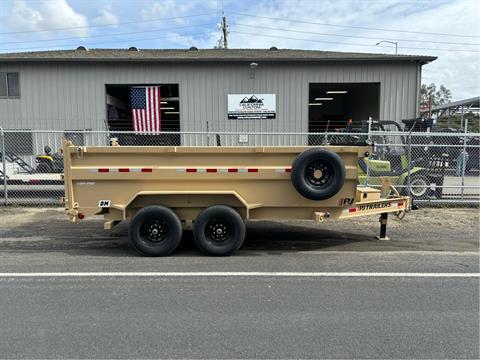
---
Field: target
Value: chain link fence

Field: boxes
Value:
[1,128,479,206]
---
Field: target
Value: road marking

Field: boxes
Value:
[0,272,478,278]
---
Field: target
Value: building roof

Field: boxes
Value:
[0,48,437,63]
[431,96,480,111]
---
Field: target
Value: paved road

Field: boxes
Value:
[0,208,478,359]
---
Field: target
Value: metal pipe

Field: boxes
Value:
[0,127,8,205]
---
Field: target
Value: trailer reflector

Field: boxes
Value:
[186,168,197,173]
[141,168,153,173]
[118,168,130,172]
[98,168,109,173]
[206,168,217,173]
[228,168,238,173]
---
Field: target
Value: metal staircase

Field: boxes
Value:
[0,152,35,174]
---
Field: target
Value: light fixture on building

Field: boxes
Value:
[315,97,334,100]
[326,91,348,94]
[250,62,258,69]
[308,103,323,106]
[164,111,180,114]
[160,107,175,110]
[160,101,168,104]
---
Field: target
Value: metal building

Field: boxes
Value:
[0,48,436,139]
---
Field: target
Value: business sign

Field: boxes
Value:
[228,94,276,119]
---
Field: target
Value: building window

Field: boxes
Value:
[0,72,20,98]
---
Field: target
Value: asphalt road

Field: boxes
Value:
[0,208,478,359]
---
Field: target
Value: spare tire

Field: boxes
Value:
[291,148,346,200]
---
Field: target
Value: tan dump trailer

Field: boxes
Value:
[62,140,410,256]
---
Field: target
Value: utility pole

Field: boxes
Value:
[222,16,228,48]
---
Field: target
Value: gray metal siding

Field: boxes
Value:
[0,61,420,132]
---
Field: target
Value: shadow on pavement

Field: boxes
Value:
[0,218,368,256]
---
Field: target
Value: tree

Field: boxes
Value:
[420,83,452,112]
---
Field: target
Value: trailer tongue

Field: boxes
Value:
[62,140,410,256]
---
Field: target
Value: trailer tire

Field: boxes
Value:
[128,205,182,256]
[291,148,345,200]
[193,205,246,256]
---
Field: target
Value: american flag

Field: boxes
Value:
[130,86,162,134]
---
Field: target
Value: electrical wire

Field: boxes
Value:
[0,23,216,46]
[230,30,480,53]
[230,12,480,38]
[0,28,217,52]
[231,22,480,46]
[0,12,220,35]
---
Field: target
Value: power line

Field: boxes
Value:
[230,30,480,53]
[0,12,219,35]
[230,12,480,38]
[231,22,480,46]
[0,23,216,46]
[0,28,216,52]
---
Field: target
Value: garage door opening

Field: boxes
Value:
[308,83,380,134]
[105,84,180,145]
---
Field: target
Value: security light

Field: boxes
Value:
[315,97,334,100]
[250,62,258,69]
[326,91,348,94]
[308,103,323,106]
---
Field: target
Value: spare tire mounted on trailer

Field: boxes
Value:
[291,148,346,200]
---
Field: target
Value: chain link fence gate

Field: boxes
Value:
[0,129,478,206]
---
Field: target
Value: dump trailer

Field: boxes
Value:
[62,140,410,256]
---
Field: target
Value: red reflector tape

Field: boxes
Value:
[248,168,258,173]
[98,168,109,173]
[186,168,197,173]
[228,168,238,173]
[118,168,130,172]
[349,208,357,213]
[141,168,152,173]
[285,168,292,173]
[206,168,217,173]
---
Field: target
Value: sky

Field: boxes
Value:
[0,0,479,100]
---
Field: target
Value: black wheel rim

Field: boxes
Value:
[140,219,168,242]
[304,160,333,187]
[205,218,231,242]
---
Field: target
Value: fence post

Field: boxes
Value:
[365,117,372,186]
[461,119,468,200]
[0,127,8,205]
[406,131,412,198]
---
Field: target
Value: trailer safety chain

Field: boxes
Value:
[388,185,408,220]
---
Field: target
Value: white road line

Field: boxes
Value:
[0,272,478,278]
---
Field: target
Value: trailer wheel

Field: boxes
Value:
[128,205,182,256]
[291,148,345,200]
[193,205,246,256]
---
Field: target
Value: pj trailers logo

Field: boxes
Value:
[228,94,276,119]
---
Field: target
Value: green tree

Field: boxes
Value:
[420,83,452,111]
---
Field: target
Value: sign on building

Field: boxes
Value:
[228,94,276,119]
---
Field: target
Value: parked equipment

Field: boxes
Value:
[63,139,411,256]
[36,146,64,173]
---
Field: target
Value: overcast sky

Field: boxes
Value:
[0,0,479,100]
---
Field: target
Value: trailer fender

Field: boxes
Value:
[121,191,254,221]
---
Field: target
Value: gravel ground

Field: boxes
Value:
[0,207,477,254]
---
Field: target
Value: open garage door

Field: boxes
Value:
[105,84,180,145]
[309,83,380,135]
